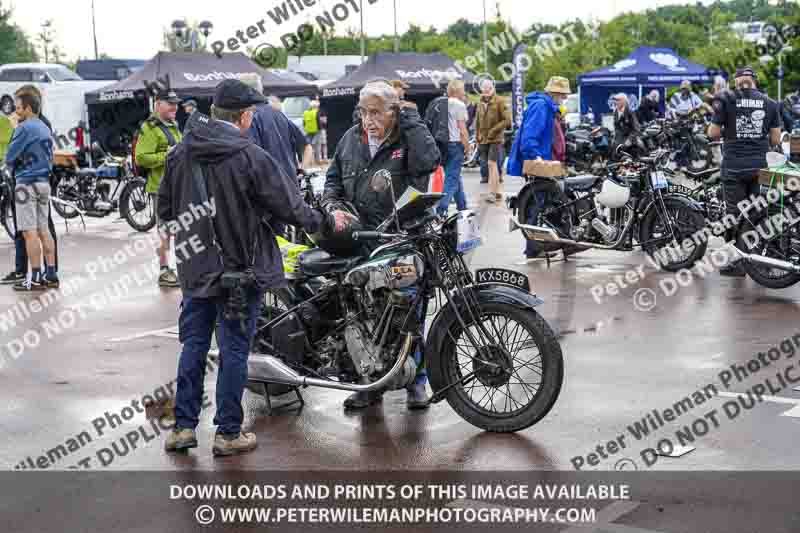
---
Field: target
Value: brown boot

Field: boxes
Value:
[212,432,257,457]
[164,428,197,452]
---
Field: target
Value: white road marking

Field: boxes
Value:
[710,352,724,360]
[718,391,800,417]
[108,325,178,342]
[656,445,695,458]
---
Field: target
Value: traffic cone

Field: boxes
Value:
[430,166,444,193]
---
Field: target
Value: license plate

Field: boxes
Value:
[475,268,531,292]
[651,170,668,190]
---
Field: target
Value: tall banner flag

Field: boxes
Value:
[511,42,528,132]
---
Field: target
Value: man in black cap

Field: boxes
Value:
[181,99,198,133]
[709,66,782,276]
[158,79,329,457]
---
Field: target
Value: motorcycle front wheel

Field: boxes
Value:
[119,180,156,232]
[639,195,708,272]
[430,303,563,433]
[1,198,14,238]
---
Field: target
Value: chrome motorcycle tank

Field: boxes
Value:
[343,246,424,292]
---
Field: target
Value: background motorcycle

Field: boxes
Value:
[565,121,610,174]
[51,142,154,232]
[245,190,564,433]
[507,149,708,272]
[0,164,14,238]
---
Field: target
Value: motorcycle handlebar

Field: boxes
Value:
[352,231,398,241]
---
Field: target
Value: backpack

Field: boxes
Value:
[424,96,449,144]
[132,120,178,178]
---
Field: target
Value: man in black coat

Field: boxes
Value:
[637,90,660,124]
[158,79,328,457]
[323,80,440,410]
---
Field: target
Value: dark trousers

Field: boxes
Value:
[11,195,58,273]
[174,292,262,436]
[524,190,548,258]
[721,172,761,240]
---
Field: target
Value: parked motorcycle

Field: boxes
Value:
[565,123,610,174]
[51,142,154,232]
[507,149,708,272]
[665,113,713,173]
[245,189,564,433]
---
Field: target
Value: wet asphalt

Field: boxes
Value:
[1,167,800,474]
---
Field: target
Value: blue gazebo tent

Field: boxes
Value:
[577,46,723,123]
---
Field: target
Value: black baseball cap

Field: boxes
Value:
[735,66,757,79]
[182,98,197,108]
[155,89,181,104]
[213,79,265,110]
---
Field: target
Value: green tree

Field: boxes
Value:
[0,2,37,64]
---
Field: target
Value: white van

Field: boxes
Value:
[0,63,111,150]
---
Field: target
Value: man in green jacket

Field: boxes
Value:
[135,90,182,287]
[0,113,14,160]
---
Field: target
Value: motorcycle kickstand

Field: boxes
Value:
[263,384,305,416]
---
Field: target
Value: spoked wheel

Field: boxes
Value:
[737,204,800,289]
[434,303,563,433]
[52,177,80,219]
[640,195,708,272]
[120,181,155,232]
[1,198,14,238]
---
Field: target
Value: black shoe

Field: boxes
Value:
[1,271,25,285]
[13,278,46,291]
[406,384,430,410]
[41,275,60,289]
[343,390,383,409]
[480,179,488,184]
[720,264,746,277]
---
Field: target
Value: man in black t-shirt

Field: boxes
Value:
[709,66,782,276]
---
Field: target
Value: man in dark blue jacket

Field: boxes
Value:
[158,80,328,457]
[507,77,570,259]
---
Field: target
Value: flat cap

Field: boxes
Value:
[213,79,265,110]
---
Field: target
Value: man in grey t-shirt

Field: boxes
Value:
[437,80,471,215]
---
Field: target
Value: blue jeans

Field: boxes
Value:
[438,142,467,215]
[174,292,262,436]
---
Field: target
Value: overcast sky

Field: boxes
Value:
[8,0,698,62]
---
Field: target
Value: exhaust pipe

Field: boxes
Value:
[510,217,581,246]
[247,333,415,392]
[741,252,800,273]
[728,246,800,273]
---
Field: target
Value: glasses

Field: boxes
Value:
[357,106,389,122]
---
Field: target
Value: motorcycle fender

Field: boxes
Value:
[425,284,544,393]
[508,180,538,219]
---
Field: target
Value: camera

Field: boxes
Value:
[220,269,258,322]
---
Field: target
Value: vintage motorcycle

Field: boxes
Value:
[507,149,708,272]
[565,122,610,175]
[244,187,564,433]
[51,142,155,232]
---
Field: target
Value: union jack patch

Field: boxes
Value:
[391,149,404,160]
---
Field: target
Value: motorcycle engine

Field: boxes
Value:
[343,289,418,389]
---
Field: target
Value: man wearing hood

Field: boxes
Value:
[158,79,328,457]
[507,76,570,259]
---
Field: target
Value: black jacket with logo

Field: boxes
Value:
[158,113,324,297]
[323,107,440,229]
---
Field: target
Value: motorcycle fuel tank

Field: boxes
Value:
[343,251,424,292]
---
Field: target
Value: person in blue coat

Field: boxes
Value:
[507,77,571,258]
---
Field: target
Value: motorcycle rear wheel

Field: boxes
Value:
[1,198,14,238]
[431,303,563,433]
[52,177,80,219]
[737,204,800,289]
